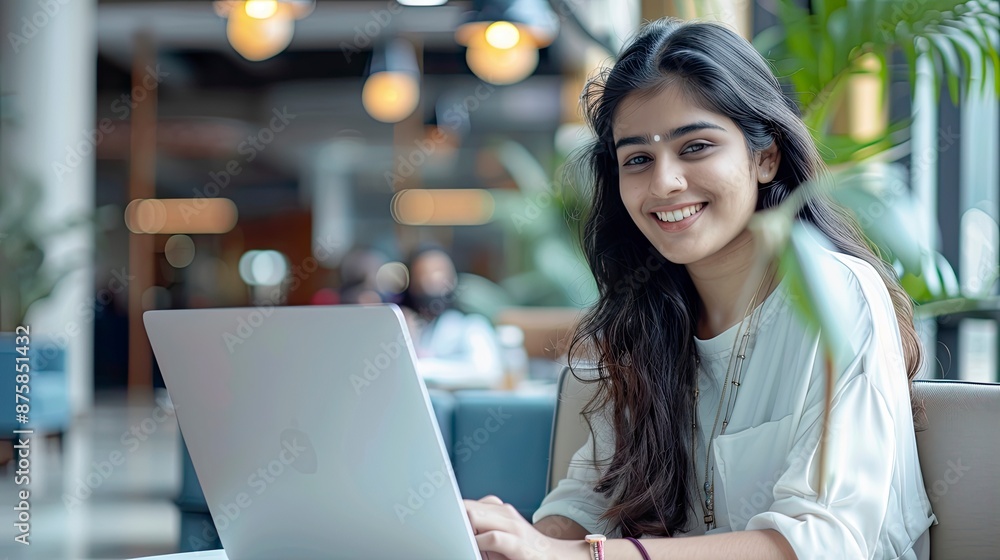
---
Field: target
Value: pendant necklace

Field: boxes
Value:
[692,266,775,531]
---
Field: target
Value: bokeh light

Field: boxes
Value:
[164,235,196,268]
[226,2,294,61]
[362,72,420,123]
[485,21,521,50]
[238,250,289,286]
[244,0,278,19]
[375,261,410,295]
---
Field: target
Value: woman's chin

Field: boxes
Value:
[645,242,708,267]
[663,254,699,266]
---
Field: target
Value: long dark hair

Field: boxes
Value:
[567,17,924,538]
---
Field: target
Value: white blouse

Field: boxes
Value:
[533,248,937,559]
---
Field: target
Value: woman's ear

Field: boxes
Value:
[756,142,781,184]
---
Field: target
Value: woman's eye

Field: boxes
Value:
[682,142,711,155]
[623,155,651,166]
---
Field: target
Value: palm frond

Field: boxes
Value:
[813,116,913,165]
[867,0,998,101]
[764,0,999,122]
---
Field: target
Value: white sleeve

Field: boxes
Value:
[531,412,617,535]
[745,372,889,557]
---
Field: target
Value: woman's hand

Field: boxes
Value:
[463,495,587,560]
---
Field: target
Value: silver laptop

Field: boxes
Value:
[144,304,483,560]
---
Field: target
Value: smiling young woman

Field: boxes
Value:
[463,17,936,560]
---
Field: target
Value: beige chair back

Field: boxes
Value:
[547,368,1000,559]
[913,379,1000,559]
[547,366,599,493]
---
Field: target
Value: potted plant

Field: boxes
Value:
[751,0,999,359]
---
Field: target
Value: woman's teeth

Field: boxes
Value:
[655,203,704,223]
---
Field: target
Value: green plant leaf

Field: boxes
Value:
[454,273,512,322]
[781,221,854,371]
[828,167,924,274]
[914,295,1000,319]
[934,251,962,298]
[814,116,911,164]
[751,25,785,56]
[920,251,947,301]
[0,170,97,329]
[929,32,964,102]
[759,0,1000,164]
[973,12,1000,92]
[902,251,961,304]
[900,270,934,303]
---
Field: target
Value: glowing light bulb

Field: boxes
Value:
[485,21,520,49]
[362,72,420,123]
[226,3,294,61]
[466,40,538,85]
[244,0,278,19]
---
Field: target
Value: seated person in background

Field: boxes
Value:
[399,245,504,389]
[338,245,388,304]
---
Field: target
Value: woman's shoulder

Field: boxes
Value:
[823,248,898,328]
[781,246,881,325]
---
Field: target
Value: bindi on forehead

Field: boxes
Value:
[614,120,729,151]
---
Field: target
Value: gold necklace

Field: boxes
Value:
[692,266,775,530]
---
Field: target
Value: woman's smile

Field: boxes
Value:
[651,202,707,232]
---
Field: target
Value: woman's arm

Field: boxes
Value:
[533,515,589,540]
[534,515,795,559]
[473,500,797,560]
[604,531,796,560]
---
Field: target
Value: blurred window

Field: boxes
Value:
[958,62,999,382]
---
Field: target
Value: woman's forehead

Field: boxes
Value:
[612,85,731,139]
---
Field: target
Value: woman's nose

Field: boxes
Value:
[650,163,687,197]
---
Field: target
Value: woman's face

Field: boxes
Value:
[613,82,779,267]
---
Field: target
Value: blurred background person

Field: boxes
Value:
[400,245,503,389]
[337,245,389,305]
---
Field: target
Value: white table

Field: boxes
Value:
[132,551,229,560]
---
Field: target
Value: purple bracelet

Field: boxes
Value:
[625,537,651,560]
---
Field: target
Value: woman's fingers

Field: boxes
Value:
[475,530,522,559]
[464,499,557,560]
[465,500,523,536]
[477,530,558,560]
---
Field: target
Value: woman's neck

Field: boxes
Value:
[686,231,779,339]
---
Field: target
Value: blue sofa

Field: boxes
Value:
[176,388,557,552]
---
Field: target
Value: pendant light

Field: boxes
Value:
[362,38,421,123]
[456,0,558,85]
[214,0,314,61]
[455,0,559,49]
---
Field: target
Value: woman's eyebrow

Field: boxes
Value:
[614,121,727,151]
